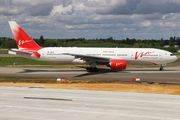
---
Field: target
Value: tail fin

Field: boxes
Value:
[8,21,41,49]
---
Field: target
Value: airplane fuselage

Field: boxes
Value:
[33,47,177,65]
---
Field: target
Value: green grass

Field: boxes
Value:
[0,57,88,67]
[0,50,8,54]
[173,53,180,55]
[0,57,56,66]
[0,76,123,83]
[0,76,57,83]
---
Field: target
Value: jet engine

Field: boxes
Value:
[109,59,126,70]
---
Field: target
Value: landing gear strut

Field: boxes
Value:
[159,66,164,71]
[86,62,99,72]
[159,64,166,71]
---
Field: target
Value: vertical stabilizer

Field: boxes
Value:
[8,21,41,49]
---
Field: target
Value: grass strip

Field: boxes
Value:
[0,77,125,83]
[0,77,57,83]
[0,50,8,54]
[173,53,180,55]
[0,57,89,67]
[0,57,56,66]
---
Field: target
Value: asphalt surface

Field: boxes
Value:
[0,54,179,83]
[0,65,180,83]
[0,87,180,120]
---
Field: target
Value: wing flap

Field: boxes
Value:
[63,53,111,60]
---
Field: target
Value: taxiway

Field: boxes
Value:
[0,66,180,83]
[0,87,180,120]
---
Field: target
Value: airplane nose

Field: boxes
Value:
[170,55,177,62]
[175,56,178,61]
[172,56,178,62]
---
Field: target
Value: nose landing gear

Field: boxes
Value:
[159,64,166,71]
[159,66,164,71]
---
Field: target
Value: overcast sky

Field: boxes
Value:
[1,0,180,40]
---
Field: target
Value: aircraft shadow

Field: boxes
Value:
[75,68,179,77]
[19,68,120,73]
[19,69,85,73]
[74,68,124,77]
[18,68,177,78]
[19,68,126,77]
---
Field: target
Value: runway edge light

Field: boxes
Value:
[61,78,66,81]
[57,78,66,81]
[131,78,140,81]
[57,78,61,81]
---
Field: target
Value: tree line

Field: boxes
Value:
[0,36,179,52]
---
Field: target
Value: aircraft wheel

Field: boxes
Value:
[159,68,164,71]
[86,67,91,72]
[86,67,99,72]
[94,67,99,72]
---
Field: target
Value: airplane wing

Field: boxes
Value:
[63,53,124,66]
[63,53,111,60]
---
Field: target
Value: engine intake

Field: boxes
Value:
[110,59,126,70]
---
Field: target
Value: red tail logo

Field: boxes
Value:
[19,40,32,46]
[135,51,154,60]
[9,21,41,49]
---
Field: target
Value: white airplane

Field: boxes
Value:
[8,21,177,72]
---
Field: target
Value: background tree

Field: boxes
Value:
[133,43,139,48]
[1,41,6,48]
[0,36,178,52]
[107,37,113,42]
[167,46,177,52]
[39,35,45,46]
[169,37,174,47]
[160,38,164,47]
[126,38,130,44]
[177,37,180,46]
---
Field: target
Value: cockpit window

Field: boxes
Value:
[170,54,174,56]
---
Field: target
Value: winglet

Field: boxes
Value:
[8,21,41,49]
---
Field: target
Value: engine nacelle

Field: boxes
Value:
[110,59,126,70]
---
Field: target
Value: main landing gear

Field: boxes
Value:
[86,67,99,72]
[159,64,166,71]
[86,62,99,72]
